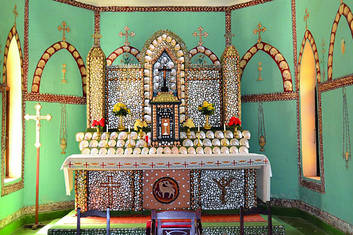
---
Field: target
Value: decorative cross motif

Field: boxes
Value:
[61,64,67,84]
[58,21,70,42]
[13,5,18,26]
[224,31,235,46]
[193,26,208,46]
[257,62,263,81]
[158,65,172,92]
[99,175,120,208]
[92,32,102,46]
[119,26,135,46]
[253,23,266,43]
[24,103,52,148]
[304,9,310,30]
[213,177,234,204]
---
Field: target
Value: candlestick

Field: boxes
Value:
[198,124,200,132]
[224,124,226,132]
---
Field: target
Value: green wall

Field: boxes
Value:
[296,0,353,226]
[232,0,300,200]
[100,11,225,60]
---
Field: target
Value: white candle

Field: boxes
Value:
[198,124,200,132]
[224,124,226,132]
[128,125,130,133]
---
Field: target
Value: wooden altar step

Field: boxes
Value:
[47,210,286,235]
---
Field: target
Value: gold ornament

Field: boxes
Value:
[204,115,212,130]
[58,21,70,42]
[253,23,267,43]
[193,26,208,46]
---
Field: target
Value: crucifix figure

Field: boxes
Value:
[304,9,310,30]
[92,32,102,46]
[253,23,267,43]
[99,175,121,209]
[224,31,235,46]
[58,21,70,42]
[193,26,208,46]
[24,103,51,228]
[213,177,234,204]
[13,5,18,26]
[119,26,135,46]
[158,65,172,92]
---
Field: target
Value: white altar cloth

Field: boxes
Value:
[61,153,271,202]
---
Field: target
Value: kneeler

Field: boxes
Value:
[77,207,111,235]
[148,209,202,235]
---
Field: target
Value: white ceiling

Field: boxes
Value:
[74,0,253,7]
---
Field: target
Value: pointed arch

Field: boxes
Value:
[106,45,141,66]
[1,26,24,196]
[327,3,353,80]
[239,42,293,92]
[31,41,87,96]
[298,30,321,89]
[189,45,220,66]
[2,26,24,85]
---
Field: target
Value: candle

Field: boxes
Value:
[106,124,109,132]
[224,124,226,132]
[198,124,200,132]
[128,125,130,133]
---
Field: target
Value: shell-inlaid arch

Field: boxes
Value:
[189,46,220,66]
[2,26,24,86]
[106,45,141,66]
[239,42,293,92]
[141,30,188,124]
[298,30,321,89]
[327,3,353,80]
[31,41,87,96]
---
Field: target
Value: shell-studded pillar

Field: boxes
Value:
[221,45,241,123]
[86,38,106,128]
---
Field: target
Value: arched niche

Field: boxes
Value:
[141,30,188,124]
[327,3,353,80]
[189,46,220,66]
[31,41,87,96]
[106,45,141,66]
[239,42,293,92]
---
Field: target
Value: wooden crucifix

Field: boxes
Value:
[253,23,267,43]
[58,21,70,42]
[24,103,51,228]
[193,26,208,46]
[119,26,135,46]
[158,65,172,92]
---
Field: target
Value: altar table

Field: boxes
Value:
[61,153,271,212]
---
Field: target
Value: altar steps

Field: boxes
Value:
[47,210,286,235]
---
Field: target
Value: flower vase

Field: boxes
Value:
[234,126,239,139]
[118,116,125,131]
[204,115,212,130]
[139,129,144,139]
[96,127,101,139]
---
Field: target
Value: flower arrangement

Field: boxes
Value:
[228,116,241,129]
[92,118,105,132]
[198,101,215,116]
[134,119,148,132]
[113,102,131,116]
[183,118,195,138]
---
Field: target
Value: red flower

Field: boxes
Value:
[98,118,105,127]
[92,118,105,128]
[228,116,241,126]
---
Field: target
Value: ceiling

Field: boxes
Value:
[74,0,253,7]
